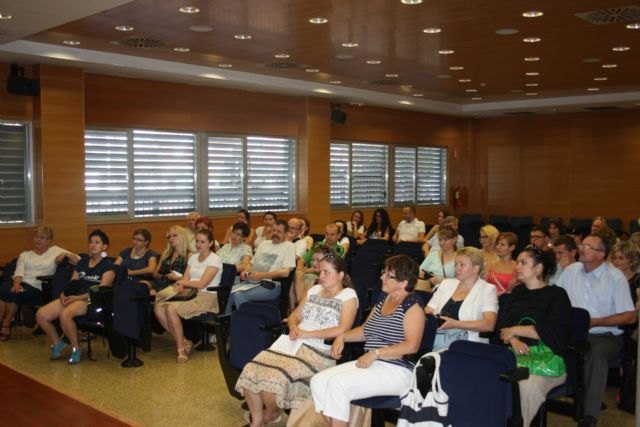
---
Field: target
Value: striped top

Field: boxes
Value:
[364,293,423,370]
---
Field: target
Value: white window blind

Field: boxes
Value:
[417,146,447,205]
[330,143,350,207]
[85,129,129,216]
[0,122,32,224]
[352,143,388,207]
[394,146,416,204]
[207,136,243,211]
[132,130,196,217]
[246,136,295,211]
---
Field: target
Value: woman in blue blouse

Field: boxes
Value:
[114,228,157,286]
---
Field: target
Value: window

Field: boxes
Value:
[331,141,447,209]
[86,128,296,218]
[0,121,33,224]
[330,141,388,208]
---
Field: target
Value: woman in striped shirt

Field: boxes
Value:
[310,254,425,426]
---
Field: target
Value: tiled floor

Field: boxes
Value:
[0,326,635,427]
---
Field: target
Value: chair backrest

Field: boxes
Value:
[630,219,640,235]
[510,216,533,228]
[459,213,483,225]
[49,258,76,299]
[393,241,424,265]
[1,258,17,288]
[350,249,385,316]
[229,302,281,370]
[421,314,438,354]
[489,214,509,227]
[565,307,590,385]
[439,341,517,427]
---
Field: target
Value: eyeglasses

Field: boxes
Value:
[383,271,398,280]
[579,243,604,252]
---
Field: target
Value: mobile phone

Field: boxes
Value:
[422,270,434,280]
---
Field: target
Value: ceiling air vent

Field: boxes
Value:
[262,62,307,69]
[504,111,535,116]
[583,106,621,111]
[575,5,640,25]
[115,37,164,49]
[369,79,402,86]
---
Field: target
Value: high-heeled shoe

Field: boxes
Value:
[177,347,189,363]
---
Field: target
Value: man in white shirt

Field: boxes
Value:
[393,205,425,244]
[226,220,295,313]
[557,231,636,426]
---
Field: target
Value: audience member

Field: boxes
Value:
[236,251,357,427]
[0,226,77,341]
[486,232,518,295]
[287,218,309,259]
[424,209,451,242]
[217,222,253,274]
[418,226,457,291]
[194,216,220,252]
[630,232,640,247]
[547,217,564,242]
[152,225,192,292]
[154,228,222,363]
[226,220,296,313]
[185,211,200,252]
[479,224,500,271]
[223,209,256,247]
[298,218,315,252]
[393,205,425,244]
[496,245,571,426]
[359,208,392,244]
[557,231,636,426]
[333,220,351,254]
[548,235,578,285]
[591,216,607,235]
[346,210,366,241]
[35,229,115,364]
[529,225,551,252]
[423,215,464,254]
[310,255,425,427]
[254,211,277,249]
[425,247,498,350]
[113,228,157,288]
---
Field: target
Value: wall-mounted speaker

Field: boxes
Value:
[331,109,347,124]
[6,63,40,96]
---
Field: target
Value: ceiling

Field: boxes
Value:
[1,0,640,116]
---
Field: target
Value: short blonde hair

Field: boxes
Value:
[480,224,499,246]
[34,226,54,240]
[456,247,485,277]
[611,241,640,273]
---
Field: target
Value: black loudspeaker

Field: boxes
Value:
[6,76,40,96]
[331,109,347,124]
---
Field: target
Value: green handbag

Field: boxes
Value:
[510,316,566,377]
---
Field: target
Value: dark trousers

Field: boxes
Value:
[584,333,623,418]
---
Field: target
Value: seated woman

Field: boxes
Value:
[334,220,351,254]
[113,228,157,287]
[299,217,315,252]
[194,216,220,252]
[236,250,357,427]
[417,226,457,292]
[223,209,256,247]
[152,225,192,293]
[496,245,571,426]
[346,210,366,242]
[310,255,425,427]
[253,211,277,249]
[357,208,392,245]
[294,244,333,304]
[479,224,500,274]
[0,226,77,341]
[35,229,115,364]
[425,247,498,350]
[486,231,518,295]
[547,217,564,243]
[154,228,222,363]
[217,222,253,274]
[424,209,451,243]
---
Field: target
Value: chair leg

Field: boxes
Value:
[84,331,97,361]
[121,337,144,368]
[196,323,215,352]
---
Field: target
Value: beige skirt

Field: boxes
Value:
[157,291,219,319]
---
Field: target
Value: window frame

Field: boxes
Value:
[0,120,34,226]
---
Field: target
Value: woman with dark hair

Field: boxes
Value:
[547,217,565,242]
[418,226,458,291]
[358,208,393,244]
[114,228,157,286]
[224,208,257,247]
[496,245,571,426]
[35,229,115,364]
[424,209,452,242]
[346,210,366,241]
[254,211,277,249]
[237,249,357,426]
[310,255,425,427]
[334,219,351,254]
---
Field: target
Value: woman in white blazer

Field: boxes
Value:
[425,247,498,349]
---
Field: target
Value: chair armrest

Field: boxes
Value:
[206,284,232,292]
[130,295,156,302]
[500,366,529,383]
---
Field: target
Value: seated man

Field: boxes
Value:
[393,204,425,244]
[529,225,552,252]
[225,219,295,313]
[557,230,636,426]
[548,234,578,285]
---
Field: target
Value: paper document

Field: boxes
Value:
[269,334,304,356]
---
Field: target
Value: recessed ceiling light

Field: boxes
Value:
[399,100,414,105]
[412,93,424,97]
[200,73,226,80]
[309,17,328,24]
[63,40,80,46]
[602,63,617,68]
[526,92,538,96]
[593,77,608,81]
[313,88,332,94]
[582,57,602,63]
[525,83,539,87]
[274,53,290,59]
[524,57,540,62]
[174,47,190,52]
[423,27,441,34]
[522,10,543,18]
[587,87,600,91]
[465,89,478,93]
[436,74,451,79]
[449,66,464,70]
[525,72,540,76]
[366,59,382,65]
[401,0,422,4]
[495,28,519,35]
[115,25,134,32]
[306,68,319,73]
[335,53,354,60]
[523,37,541,43]
[234,34,252,40]
[385,73,399,78]
[329,80,342,85]
[342,42,359,48]
[458,78,471,83]
[612,46,630,52]
[471,97,483,101]
[179,6,200,13]
[438,49,455,55]
[190,25,213,32]
[626,23,640,29]
[218,63,233,68]
[0,13,13,20]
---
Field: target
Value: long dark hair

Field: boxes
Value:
[367,208,392,238]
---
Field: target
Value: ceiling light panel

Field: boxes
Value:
[309,17,328,24]
[179,6,199,14]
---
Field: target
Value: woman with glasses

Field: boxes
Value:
[486,232,518,295]
[113,228,157,287]
[425,247,498,350]
[217,222,253,274]
[223,208,257,247]
[152,225,192,293]
[479,224,500,271]
[236,249,357,426]
[418,226,458,291]
[311,255,424,427]
[496,245,571,426]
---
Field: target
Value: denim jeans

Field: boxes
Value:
[225,281,281,314]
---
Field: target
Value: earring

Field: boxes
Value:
[536,274,542,281]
